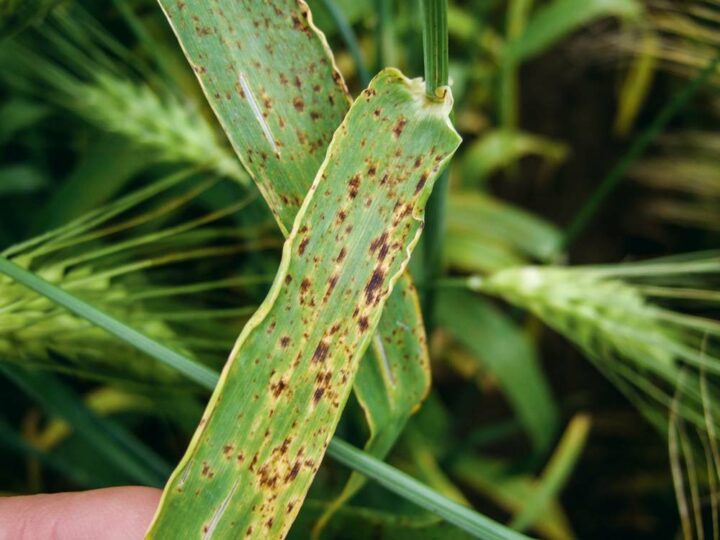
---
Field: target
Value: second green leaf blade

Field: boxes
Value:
[146,69,461,539]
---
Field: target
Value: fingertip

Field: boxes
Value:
[0,487,162,540]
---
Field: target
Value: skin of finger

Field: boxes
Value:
[0,486,161,540]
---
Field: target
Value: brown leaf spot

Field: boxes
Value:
[415,172,429,194]
[284,461,301,483]
[348,174,360,199]
[364,268,385,305]
[270,379,287,397]
[324,275,338,301]
[369,232,389,254]
[293,96,305,112]
[298,237,310,255]
[280,336,291,348]
[313,387,325,404]
[392,117,407,138]
[312,340,329,364]
[358,316,369,332]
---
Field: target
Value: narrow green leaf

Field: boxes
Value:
[293,500,473,539]
[446,191,562,265]
[511,414,591,531]
[147,68,460,539]
[437,289,559,453]
[459,130,567,187]
[328,438,531,540]
[452,456,575,540]
[508,0,642,62]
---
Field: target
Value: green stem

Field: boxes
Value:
[420,0,450,331]
[562,50,720,250]
[0,256,528,540]
[420,0,449,99]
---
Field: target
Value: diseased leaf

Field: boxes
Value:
[157,0,350,233]
[157,0,433,512]
[146,69,460,539]
[313,285,431,536]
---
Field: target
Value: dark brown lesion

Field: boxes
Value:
[392,117,407,138]
[415,172,429,194]
[364,267,385,305]
[270,379,287,397]
[323,274,339,302]
[312,340,330,363]
[298,237,310,255]
[348,174,360,199]
[284,461,301,483]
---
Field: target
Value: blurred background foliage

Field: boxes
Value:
[0,0,719,538]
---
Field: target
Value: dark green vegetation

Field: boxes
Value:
[0,0,718,538]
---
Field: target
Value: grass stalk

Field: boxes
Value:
[420,0,450,331]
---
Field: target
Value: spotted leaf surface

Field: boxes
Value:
[158,0,433,503]
[146,69,460,539]
[158,0,350,233]
[313,284,431,535]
